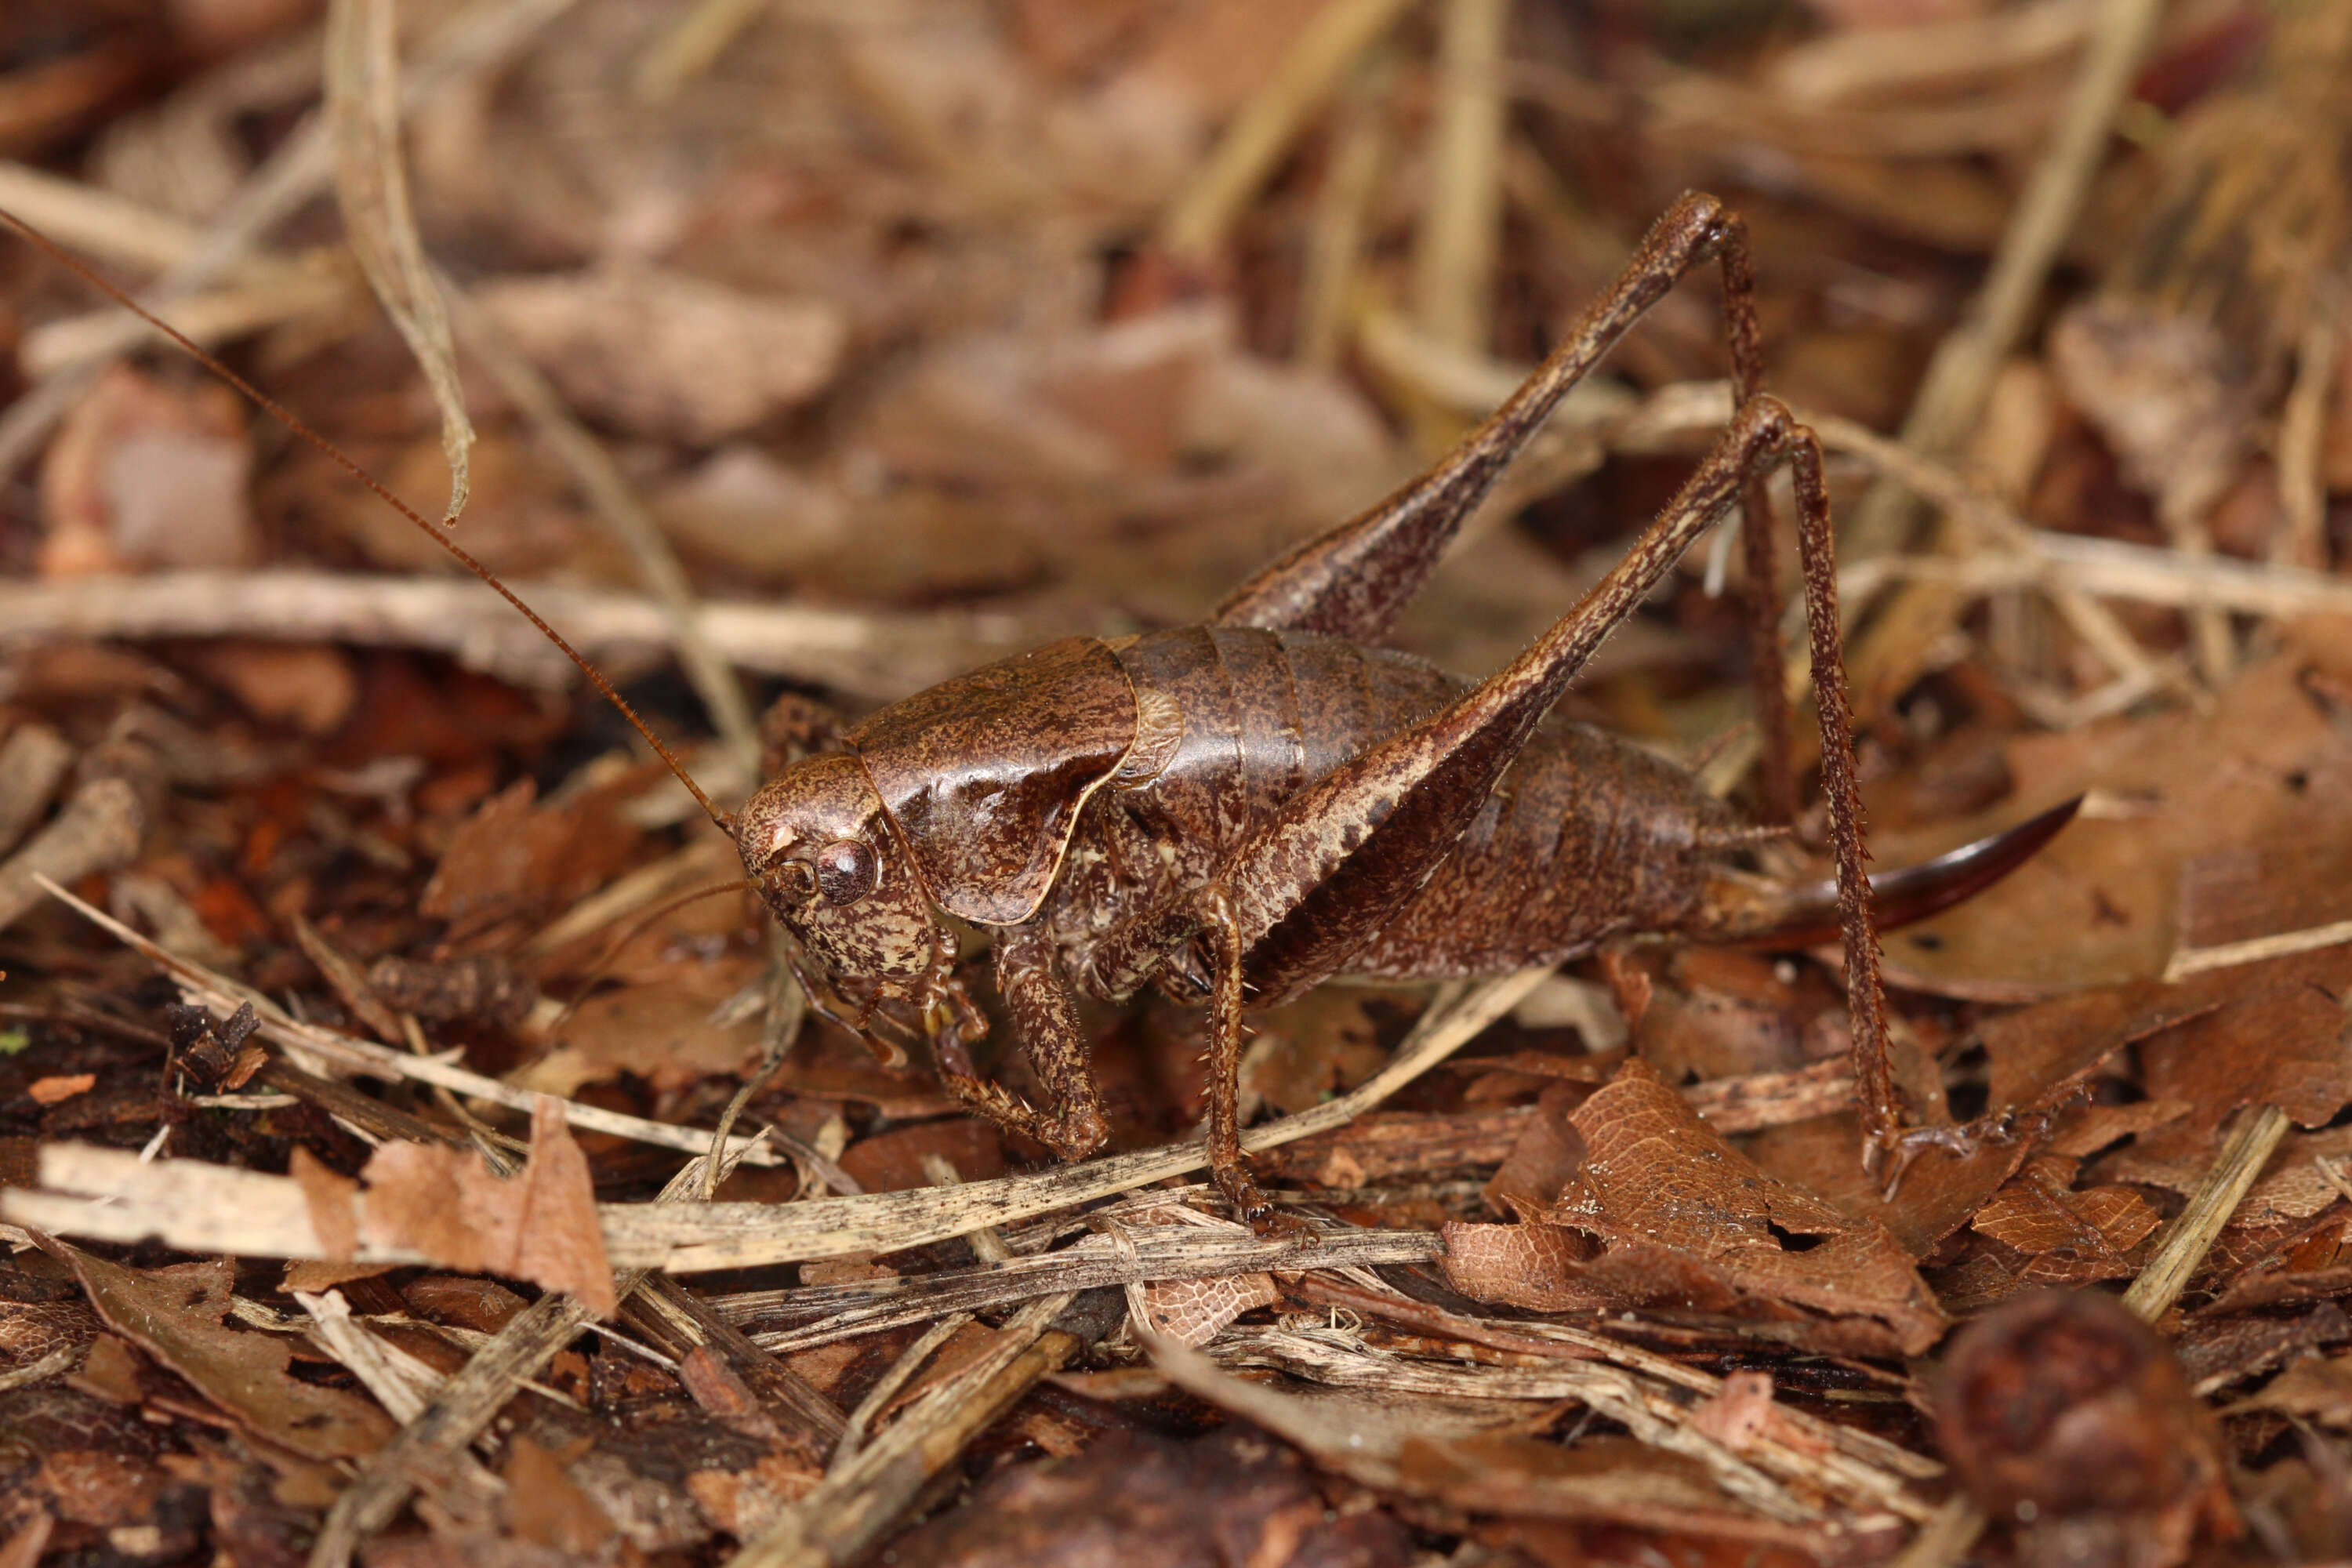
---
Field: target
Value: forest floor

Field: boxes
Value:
[4,0,2352,1564]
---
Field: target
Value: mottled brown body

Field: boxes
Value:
[732,193,2077,1218]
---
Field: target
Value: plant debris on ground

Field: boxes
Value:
[3,0,2352,1564]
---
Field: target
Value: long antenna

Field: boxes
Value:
[0,209,736,836]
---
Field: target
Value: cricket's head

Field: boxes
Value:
[735,752,942,985]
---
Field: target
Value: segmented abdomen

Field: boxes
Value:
[1051,625,1733,984]
[1342,722,1733,978]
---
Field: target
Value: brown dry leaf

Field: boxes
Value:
[2179,1304,2352,1394]
[1135,1272,1279,1348]
[1483,1086,1588,1220]
[1008,0,1156,78]
[1982,978,2226,1115]
[1968,1156,2161,1285]
[1629,949,1814,1084]
[2238,1352,2352,1426]
[1440,1221,1605,1313]
[1539,1062,1944,1353]
[1687,1370,1776,1450]
[1104,1203,1283,1347]
[855,309,1396,619]
[2097,951,2352,1195]
[502,1434,620,1555]
[518,961,766,1099]
[835,1120,1006,1194]
[300,429,608,580]
[291,1145,361,1263]
[2050,298,2255,528]
[474,267,845,445]
[402,1276,529,1335]
[365,952,536,1028]
[2199,1235,2352,1318]
[2222,1129,2352,1226]
[358,1096,616,1316]
[419,775,642,944]
[25,1074,95,1105]
[2141,978,2352,1135]
[60,1252,394,1461]
[1239,991,1388,1117]
[1743,950,2340,1271]
[2175,838,2352,955]
[38,363,256,577]
[683,1449,824,1539]
[650,446,851,582]
[0,1288,99,1372]
[863,310,1229,497]
[1875,621,2352,997]
[1257,1105,1531,1188]
[185,643,359,735]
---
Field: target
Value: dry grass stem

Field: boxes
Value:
[446,281,761,776]
[2276,307,2341,570]
[2166,920,2352,981]
[307,1290,595,1568]
[29,877,790,1166]
[726,1292,1108,1568]
[2122,1102,2294,1323]
[1766,0,2097,105]
[826,1312,972,1475]
[730,1225,1445,1352]
[1298,49,1394,369]
[632,0,770,103]
[1153,1329,1926,1541]
[21,263,358,376]
[310,1134,818,1568]
[0,780,143,933]
[10,942,1552,1269]
[1414,0,1509,356]
[325,0,474,523]
[0,569,1062,704]
[1842,0,2169,704]
[0,722,72,857]
[1887,1496,1988,1568]
[0,0,579,477]
[0,159,230,273]
[1158,0,1415,260]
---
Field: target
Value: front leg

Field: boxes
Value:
[1196,888,1275,1225]
[933,925,1109,1160]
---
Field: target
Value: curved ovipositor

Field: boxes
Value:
[848,637,1138,925]
[1694,795,2084,949]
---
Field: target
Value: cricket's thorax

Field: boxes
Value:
[1035,624,1735,996]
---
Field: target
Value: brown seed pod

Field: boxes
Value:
[1936,1290,2238,1566]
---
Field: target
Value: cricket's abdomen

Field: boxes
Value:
[1339,721,1735,981]
[1048,624,1735,993]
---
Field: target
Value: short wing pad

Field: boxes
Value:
[851,637,1137,926]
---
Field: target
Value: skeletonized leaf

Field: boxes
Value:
[325,0,474,522]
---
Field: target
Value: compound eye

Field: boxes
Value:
[814,838,878,905]
[768,857,818,903]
